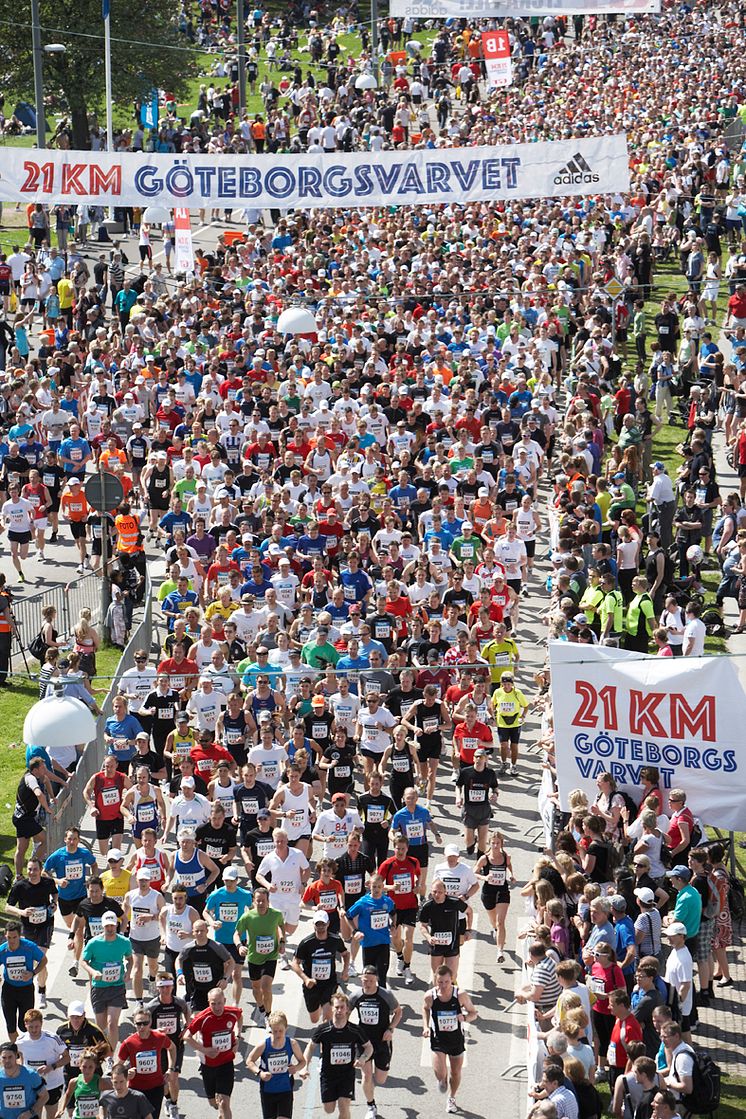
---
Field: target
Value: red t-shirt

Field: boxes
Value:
[118,1029,171,1089]
[453,719,494,764]
[378,855,421,911]
[94,771,127,820]
[189,743,234,777]
[185,1006,243,1066]
[302,878,344,912]
[609,1013,643,1068]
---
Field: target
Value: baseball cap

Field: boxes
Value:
[313,910,330,925]
[444,844,460,857]
[176,711,190,722]
[107,848,124,862]
[136,868,152,881]
[68,1001,86,1017]
[634,887,655,905]
[311,695,326,707]
[223,866,239,881]
[257,809,272,820]
[156,977,174,988]
[653,461,666,471]
[181,776,196,789]
[101,911,119,926]
[474,748,487,758]
[136,731,149,741]
[609,895,627,912]
[666,865,692,881]
[331,792,348,803]
[664,921,688,938]
[69,476,81,485]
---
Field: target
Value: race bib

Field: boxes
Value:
[101,787,120,807]
[28,907,47,925]
[261,763,279,782]
[76,1098,99,1118]
[431,931,452,946]
[319,892,338,911]
[6,957,27,982]
[212,1030,232,1053]
[135,1050,158,1075]
[219,904,238,924]
[370,910,389,930]
[178,873,198,888]
[335,766,351,778]
[66,861,84,880]
[462,738,477,753]
[423,718,439,734]
[312,723,327,738]
[607,1043,617,1066]
[344,875,362,896]
[437,1010,458,1032]
[137,804,156,822]
[405,821,423,840]
[256,839,274,857]
[359,1003,379,1026]
[267,1053,288,1075]
[589,976,606,996]
[468,789,486,803]
[392,755,410,772]
[330,1045,352,1066]
[102,963,121,983]
[256,935,274,955]
[488,869,506,886]
[311,959,332,981]
[375,623,389,639]
[88,917,103,937]
[3,1088,26,1109]
[157,1014,177,1035]
[393,873,411,894]
[366,806,384,824]
[241,799,259,815]
[205,844,223,858]
[68,1046,84,1068]
[194,964,213,984]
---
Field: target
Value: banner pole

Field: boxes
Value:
[371,0,379,83]
[104,2,115,220]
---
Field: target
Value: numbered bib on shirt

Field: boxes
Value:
[370,910,389,931]
[405,821,423,840]
[101,787,120,807]
[212,1030,233,1053]
[135,1051,158,1075]
[431,931,452,946]
[330,1045,352,1066]
[255,935,274,955]
[437,1010,458,1032]
[311,959,332,981]
[267,1053,288,1075]
[193,964,214,984]
[3,1088,26,1110]
[101,963,121,983]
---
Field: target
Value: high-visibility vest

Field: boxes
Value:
[115,514,141,553]
[579,585,604,622]
[600,589,624,633]
[626,593,655,636]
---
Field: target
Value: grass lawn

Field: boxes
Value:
[0,643,122,867]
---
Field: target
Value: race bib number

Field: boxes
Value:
[468,789,486,803]
[256,935,274,955]
[607,1043,617,1066]
[3,1088,26,1109]
[69,1046,84,1067]
[194,964,213,984]
[370,910,389,931]
[488,869,506,886]
[437,1010,458,1032]
[344,875,362,896]
[261,763,279,782]
[178,873,198,888]
[76,1098,99,1118]
[423,718,439,734]
[405,821,423,840]
[66,861,84,880]
[312,723,327,738]
[241,799,259,815]
[393,755,410,772]
[102,963,121,983]
[157,1014,177,1034]
[462,738,477,753]
[256,839,274,857]
[319,892,338,911]
[375,623,389,639]
[212,1030,233,1053]
[205,844,223,858]
[366,806,384,824]
[88,917,103,938]
[101,787,120,807]
[589,976,606,996]
[431,931,452,946]
[28,907,47,925]
[267,1053,288,1075]
[335,765,351,778]
[330,1045,352,1066]
[6,957,27,982]
[359,1003,379,1026]
[137,804,156,822]
[311,959,332,981]
[135,1051,158,1075]
[219,904,238,924]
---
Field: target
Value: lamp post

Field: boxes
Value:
[23,688,97,751]
[31,0,45,149]
[371,0,380,83]
[237,0,247,117]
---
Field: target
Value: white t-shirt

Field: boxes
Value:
[665,947,694,1015]
[256,848,309,898]
[357,707,396,755]
[187,688,227,732]
[247,745,288,790]
[16,1031,67,1090]
[170,792,212,830]
[683,617,706,657]
[312,808,364,858]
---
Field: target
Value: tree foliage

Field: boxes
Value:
[4,0,200,148]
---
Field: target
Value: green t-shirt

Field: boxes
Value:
[174,477,197,500]
[235,907,285,964]
[82,933,132,987]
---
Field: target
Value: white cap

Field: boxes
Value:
[107,848,124,862]
[136,868,152,881]
[313,909,330,924]
[223,866,239,881]
[181,776,196,788]
[101,911,119,925]
[444,844,460,857]
[68,1001,86,1017]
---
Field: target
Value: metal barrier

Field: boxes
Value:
[46,571,153,852]
[11,572,101,661]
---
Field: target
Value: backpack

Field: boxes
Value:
[702,875,720,921]
[726,871,745,923]
[689,818,704,849]
[621,1078,655,1119]
[28,629,47,662]
[680,1049,721,1115]
[0,864,13,897]
[618,791,639,820]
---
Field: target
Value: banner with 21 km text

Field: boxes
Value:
[549,642,746,830]
[0,135,629,209]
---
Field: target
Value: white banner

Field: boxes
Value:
[391,0,658,14]
[173,207,194,274]
[0,136,629,210]
[482,30,512,88]
[549,642,746,830]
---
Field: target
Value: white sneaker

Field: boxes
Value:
[281,954,291,970]
[396,958,405,977]
[348,960,358,977]
[38,992,47,1009]
[497,951,505,964]
[509,764,518,776]
[447,1097,458,1114]
[365,1105,377,1119]
[404,966,415,986]
[76,564,84,575]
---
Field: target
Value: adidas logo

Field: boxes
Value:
[553,152,600,187]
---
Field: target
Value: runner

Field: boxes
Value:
[0,923,47,1043]
[348,968,402,1119]
[245,1011,305,1119]
[474,831,515,962]
[184,987,243,1119]
[422,966,477,1114]
[378,837,421,985]
[79,911,132,1048]
[290,910,349,1024]
[301,992,372,1119]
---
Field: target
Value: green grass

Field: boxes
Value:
[596,1076,746,1117]
[0,643,123,867]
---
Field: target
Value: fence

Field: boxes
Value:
[46,571,153,852]
[10,571,101,663]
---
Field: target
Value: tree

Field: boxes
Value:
[5,0,200,149]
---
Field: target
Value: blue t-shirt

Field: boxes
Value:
[205,886,253,944]
[348,893,395,947]
[0,937,45,986]
[392,805,431,849]
[614,916,636,976]
[339,569,371,603]
[59,437,90,474]
[44,845,97,900]
[0,1065,44,1119]
[104,714,144,762]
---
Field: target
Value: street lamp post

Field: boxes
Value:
[237,0,247,118]
[371,0,379,83]
[31,0,45,149]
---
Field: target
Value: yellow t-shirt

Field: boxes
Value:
[101,869,132,899]
[57,278,74,309]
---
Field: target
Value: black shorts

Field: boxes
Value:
[95,815,124,840]
[260,1090,294,1119]
[1,983,34,1033]
[248,959,278,982]
[303,981,335,1014]
[320,1073,355,1104]
[46,1088,63,1108]
[223,944,242,963]
[360,748,385,763]
[201,1062,235,1099]
[739,464,746,479]
[481,886,510,911]
[369,1041,392,1071]
[59,895,86,918]
[162,1042,184,1073]
[8,530,32,545]
[417,740,443,762]
[497,725,522,745]
[13,813,44,839]
[408,843,429,868]
[430,1038,465,1057]
[524,540,536,558]
[22,923,54,950]
[70,521,87,540]
[393,907,418,928]
[0,282,9,296]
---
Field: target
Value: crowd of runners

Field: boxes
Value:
[0,3,743,1119]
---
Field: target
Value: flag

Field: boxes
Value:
[102,0,110,18]
[482,30,512,89]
